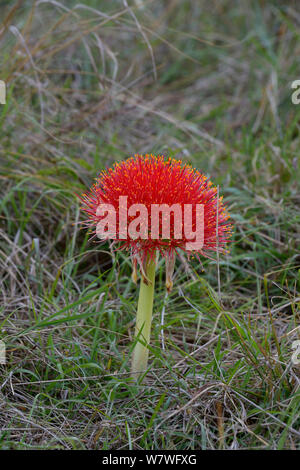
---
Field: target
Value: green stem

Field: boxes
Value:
[131,256,156,378]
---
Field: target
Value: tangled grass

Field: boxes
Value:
[0,0,299,449]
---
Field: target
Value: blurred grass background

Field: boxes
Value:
[0,0,299,450]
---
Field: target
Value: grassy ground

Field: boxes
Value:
[0,0,299,450]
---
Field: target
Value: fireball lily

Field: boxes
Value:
[80,154,231,378]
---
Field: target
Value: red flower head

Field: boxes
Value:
[80,154,232,290]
